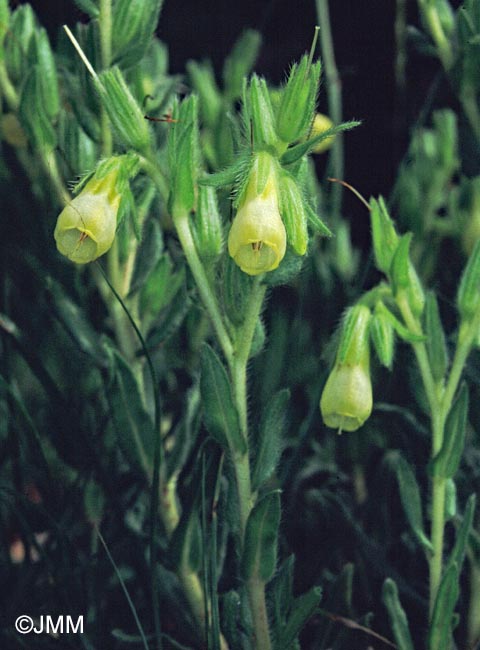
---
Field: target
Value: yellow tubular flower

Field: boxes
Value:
[54,172,121,264]
[228,169,286,276]
[320,361,373,432]
[320,304,373,433]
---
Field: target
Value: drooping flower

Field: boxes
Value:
[54,170,121,264]
[320,305,373,432]
[228,155,286,276]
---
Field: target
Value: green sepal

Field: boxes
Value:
[278,173,308,255]
[105,349,155,478]
[241,490,281,581]
[276,56,321,144]
[168,95,199,216]
[370,303,395,369]
[276,586,323,650]
[280,120,360,165]
[382,578,415,650]
[98,66,150,151]
[445,493,476,574]
[263,248,304,286]
[424,291,448,383]
[247,75,278,149]
[4,4,36,82]
[29,27,60,120]
[73,0,99,18]
[370,196,399,274]
[192,185,223,262]
[336,304,371,366]
[251,389,289,491]
[430,383,468,479]
[304,202,332,237]
[375,300,426,343]
[390,452,433,556]
[199,344,246,454]
[199,153,250,190]
[457,238,480,321]
[427,563,459,650]
[223,29,261,101]
[18,66,56,151]
[391,235,425,316]
[187,60,222,128]
[112,0,163,69]
[58,113,97,177]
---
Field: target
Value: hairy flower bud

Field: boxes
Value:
[54,170,121,264]
[228,155,286,276]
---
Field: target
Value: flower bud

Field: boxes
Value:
[228,154,286,276]
[54,168,121,264]
[310,113,335,154]
[320,305,373,432]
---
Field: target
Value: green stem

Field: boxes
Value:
[173,212,234,363]
[316,0,344,217]
[230,277,271,650]
[99,0,113,156]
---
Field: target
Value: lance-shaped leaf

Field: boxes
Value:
[200,344,246,454]
[248,75,278,149]
[129,219,164,296]
[375,300,426,343]
[382,578,415,650]
[445,493,476,575]
[391,452,433,555]
[390,235,425,318]
[280,121,359,165]
[431,383,468,479]
[241,490,281,581]
[168,95,199,216]
[424,291,448,383]
[223,29,261,101]
[428,563,459,650]
[457,238,480,321]
[370,304,395,369]
[276,586,322,650]
[252,389,289,491]
[112,0,163,69]
[105,350,155,477]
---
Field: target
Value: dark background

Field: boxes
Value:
[23,0,449,244]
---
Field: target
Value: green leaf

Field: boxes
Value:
[428,563,459,650]
[304,202,332,237]
[370,305,395,369]
[446,493,476,574]
[457,238,480,321]
[18,66,56,151]
[222,256,253,326]
[223,29,261,101]
[129,219,164,295]
[46,279,108,365]
[382,578,415,650]
[424,291,448,383]
[375,301,426,343]
[33,28,59,119]
[112,0,163,69]
[248,75,278,149]
[280,121,360,165]
[73,0,99,18]
[168,96,199,216]
[431,383,468,479]
[276,586,322,650]
[390,452,433,555]
[105,349,155,477]
[145,281,191,348]
[252,389,289,491]
[241,490,281,581]
[199,344,245,453]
